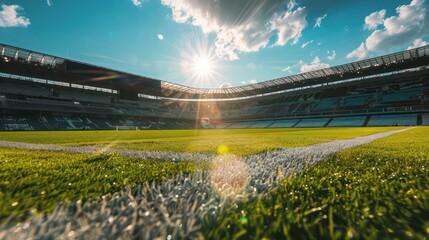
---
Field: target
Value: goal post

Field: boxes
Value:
[115,126,139,130]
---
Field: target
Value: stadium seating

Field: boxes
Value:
[328,116,366,127]
[367,115,417,126]
[249,121,274,128]
[343,96,367,106]
[315,99,337,110]
[294,118,330,128]
[422,114,429,126]
[214,123,232,129]
[381,91,418,103]
[1,43,429,131]
[268,119,300,128]
[226,122,255,129]
[0,116,33,130]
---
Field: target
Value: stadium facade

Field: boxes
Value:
[0,43,428,130]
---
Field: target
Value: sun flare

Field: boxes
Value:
[175,33,223,87]
[192,55,213,77]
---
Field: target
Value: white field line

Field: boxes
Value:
[0,140,216,162]
[0,127,413,239]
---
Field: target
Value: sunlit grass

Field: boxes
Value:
[0,148,209,221]
[204,127,429,239]
[1,126,426,239]
[0,127,401,156]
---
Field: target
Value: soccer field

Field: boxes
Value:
[0,127,400,155]
[0,127,428,239]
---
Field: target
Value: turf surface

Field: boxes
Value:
[1,126,427,239]
[204,127,429,239]
[0,149,209,221]
[0,127,400,155]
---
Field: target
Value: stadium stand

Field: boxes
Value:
[423,114,429,126]
[249,121,275,128]
[295,118,330,128]
[214,123,231,129]
[1,43,429,130]
[328,116,367,127]
[366,115,418,126]
[343,96,367,106]
[268,119,300,128]
[226,121,255,129]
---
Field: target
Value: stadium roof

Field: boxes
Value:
[162,45,429,98]
[1,43,429,99]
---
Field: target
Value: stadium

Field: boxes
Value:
[1,43,428,130]
[1,42,429,239]
[1,0,429,239]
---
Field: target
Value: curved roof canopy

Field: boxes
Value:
[161,45,429,98]
[1,43,429,99]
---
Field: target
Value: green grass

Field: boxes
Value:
[0,127,401,155]
[0,148,209,221]
[204,127,429,239]
[1,126,426,238]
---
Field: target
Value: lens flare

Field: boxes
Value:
[210,154,248,198]
[192,55,213,79]
[96,140,120,154]
[200,117,211,128]
[155,32,226,88]
[217,144,229,155]
[178,32,224,88]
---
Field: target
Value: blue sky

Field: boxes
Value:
[0,0,428,88]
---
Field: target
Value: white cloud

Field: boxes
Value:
[157,34,164,40]
[219,82,233,88]
[301,40,313,48]
[313,13,327,28]
[407,38,428,49]
[81,52,127,64]
[131,0,143,7]
[364,9,386,30]
[281,66,292,73]
[348,0,428,59]
[240,79,258,85]
[309,49,320,56]
[299,56,330,73]
[326,50,336,61]
[0,4,30,28]
[271,5,308,46]
[161,0,308,60]
[346,43,369,60]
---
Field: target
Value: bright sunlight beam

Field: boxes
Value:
[179,32,223,87]
[157,32,225,88]
[192,55,214,80]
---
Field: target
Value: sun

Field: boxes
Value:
[192,55,213,77]
[174,32,224,87]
